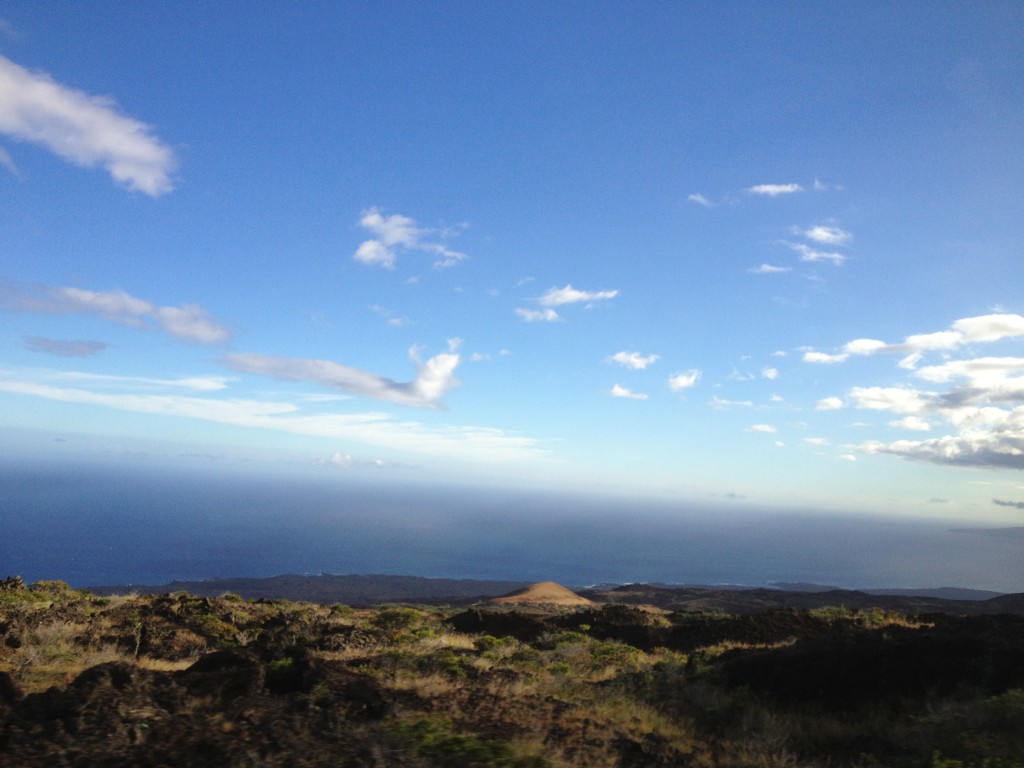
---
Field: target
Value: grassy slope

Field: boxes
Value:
[2,579,1023,767]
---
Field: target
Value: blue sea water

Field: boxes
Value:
[1,461,1021,592]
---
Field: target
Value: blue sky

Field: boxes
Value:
[2,2,1024,524]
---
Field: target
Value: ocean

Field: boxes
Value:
[1,461,1021,592]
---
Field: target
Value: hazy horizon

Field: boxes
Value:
[3,461,1021,593]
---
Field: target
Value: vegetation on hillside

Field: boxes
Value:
[2,577,1023,767]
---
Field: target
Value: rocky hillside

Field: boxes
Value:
[2,578,1023,767]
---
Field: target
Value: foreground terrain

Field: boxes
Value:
[2,577,1023,766]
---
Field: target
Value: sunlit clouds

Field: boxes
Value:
[784,242,846,266]
[353,208,467,270]
[749,264,792,274]
[803,351,849,364]
[798,313,1024,469]
[610,383,648,400]
[515,308,561,323]
[516,284,618,322]
[3,3,1023,530]
[668,370,701,391]
[804,314,1024,369]
[747,183,803,196]
[0,55,176,195]
[797,224,852,246]
[537,284,619,307]
[608,351,659,370]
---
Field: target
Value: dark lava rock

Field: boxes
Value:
[445,608,550,642]
[719,614,1024,710]
[0,651,392,767]
[554,605,670,650]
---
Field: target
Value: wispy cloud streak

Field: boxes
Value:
[226,341,461,409]
[1,284,231,344]
[608,351,659,370]
[0,55,176,195]
[0,379,541,463]
[747,183,803,196]
[537,284,619,307]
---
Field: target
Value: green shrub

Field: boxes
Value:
[385,716,551,767]
[373,607,423,634]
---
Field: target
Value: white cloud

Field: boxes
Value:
[354,239,396,269]
[749,424,776,433]
[353,208,467,269]
[747,183,803,197]
[889,416,931,431]
[610,384,648,400]
[687,193,713,207]
[749,263,792,274]
[838,454,857,461]
[850,386,932,414]
[0,379,543,464]
[914,357,1024,385]
[516,307,561,322]
[903,330,963,351]
[329,451,353,468]
[815,396,844,410]
[803,351,849,364]
[711,395,753,409]
[537,284,619,307]
[761,367,780,380]
[843,338,888,356]
[954,314,1024,343]
[0,55,176,195]
[804,436,829,445]
[226,341,461,410]
[668,369,701,391]
[815,314,1024,366]
[897,353,924,370]
[785,242,846,265]
[359,208,423,248]
[0,284,231,344]
[798,225,852,246]
[608,351,659,370]
[858,406,1024,469]
[797,317,1024,464]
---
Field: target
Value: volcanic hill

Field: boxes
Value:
[488,581,594,607]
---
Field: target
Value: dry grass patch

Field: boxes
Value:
[137,656,194,672]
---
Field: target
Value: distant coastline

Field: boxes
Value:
[84,572,1021,615]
